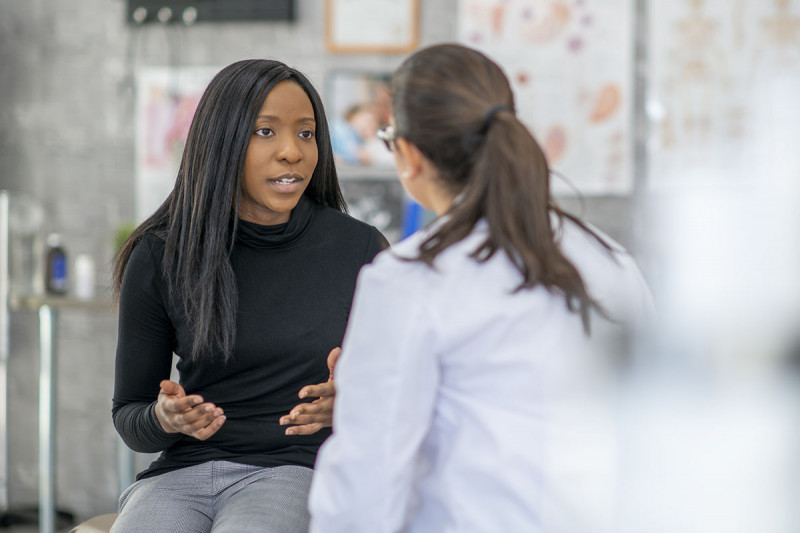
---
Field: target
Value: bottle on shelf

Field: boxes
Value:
[45,233,68,295]
[73,253,96,300]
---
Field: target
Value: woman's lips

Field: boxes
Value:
[268,173,303,193]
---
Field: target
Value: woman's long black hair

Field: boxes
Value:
[391,44,612,333]
[113,59,346,361]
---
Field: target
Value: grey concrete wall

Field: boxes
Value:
[0,0,641,523]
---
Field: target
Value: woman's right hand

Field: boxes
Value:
[155,379,226,440]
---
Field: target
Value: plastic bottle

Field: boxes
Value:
[73,253,96,300]
[45,233,68,295]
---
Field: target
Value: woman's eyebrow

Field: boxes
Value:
[256,115,316,123]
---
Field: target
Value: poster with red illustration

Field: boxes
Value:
[458,0,633,194]
[135,67,219,221]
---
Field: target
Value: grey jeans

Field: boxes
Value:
[111,461,313,533]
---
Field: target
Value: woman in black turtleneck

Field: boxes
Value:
[110,60,387,533]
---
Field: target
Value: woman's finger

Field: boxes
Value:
[285,422,324,436]
[159,379,184,396]
[280,399,331,424]
[299,382,335,399]
[190,415,227,441]
[183,404,223,427]
[283,398,333,434]
[326,347,342,379]
[161,394,203,414]
[294,401,329,416]
[283,411,329,426]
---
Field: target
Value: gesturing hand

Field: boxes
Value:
[155,379,226,440]
[280,347,341,436]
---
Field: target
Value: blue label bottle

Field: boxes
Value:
[45,233,68,295]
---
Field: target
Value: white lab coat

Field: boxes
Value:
[309,217,654,533]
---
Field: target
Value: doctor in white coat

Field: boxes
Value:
[308,43,654,533]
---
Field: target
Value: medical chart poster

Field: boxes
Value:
[647,0,800,191]
[458,0,635,195]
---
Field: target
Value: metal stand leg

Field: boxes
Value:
[0,359,7,513]
[0,191,10,513]
[38,305,56,533]
[116,438,135,507]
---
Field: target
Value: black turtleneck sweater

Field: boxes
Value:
[112,197,388,480]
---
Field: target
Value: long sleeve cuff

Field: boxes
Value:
[113,401,182,453]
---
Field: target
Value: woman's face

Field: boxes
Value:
[240,80,318,225]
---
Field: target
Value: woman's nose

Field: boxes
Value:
[276,135,303,163]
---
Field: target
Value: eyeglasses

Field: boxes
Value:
[376,124,397,152]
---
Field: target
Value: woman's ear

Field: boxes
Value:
[395,138,425,180]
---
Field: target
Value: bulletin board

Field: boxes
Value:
[458,0,635,195]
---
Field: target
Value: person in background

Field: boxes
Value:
[308,43,654,532]
[330,103,379,166]
[111,59,387,533]
[331,102,396,168]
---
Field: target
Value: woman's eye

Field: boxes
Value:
[255,128,273,137]
[299,130,315,140]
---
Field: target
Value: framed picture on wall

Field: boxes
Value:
[339,178,406,244]
[326,70,396,169]
[135,66,219,222]
[325,0,420,54]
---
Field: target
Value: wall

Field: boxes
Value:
[0,0,638,522]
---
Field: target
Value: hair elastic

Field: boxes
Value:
[482,104,511,132]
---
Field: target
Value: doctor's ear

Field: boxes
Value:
[395,138,425,181]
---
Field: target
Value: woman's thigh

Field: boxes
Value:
[211,464,313,533]
[111,463,214,533]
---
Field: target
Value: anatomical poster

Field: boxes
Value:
[458,0,634,195]
[647,0,800,190]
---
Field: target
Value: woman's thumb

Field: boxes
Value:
[159,379,183,397]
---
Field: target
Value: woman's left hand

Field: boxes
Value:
[280,347,341,435]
